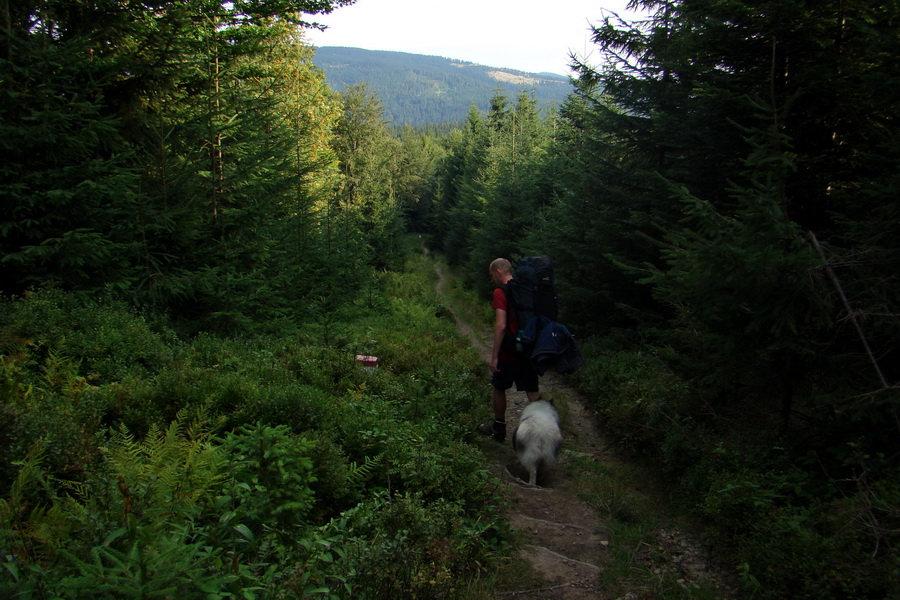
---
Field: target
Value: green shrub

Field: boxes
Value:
[8,388,107,482]
[728,502,891,600]
[234,382,339,432]
[0,351,110,486]
[0,417,242,600]
[574,347,694,458]
[3,288,179,383]
[0,253,510,599]
[342,492,507,599]
[0,290,184,485]
[0,416,340,599]
[700,469,785,543]
[576,340,900,600]
[387,422,499,509]
[302,431,364,521]
[276,340,345,390]
[218,422,317,536]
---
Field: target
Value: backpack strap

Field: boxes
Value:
[506,278,535,327]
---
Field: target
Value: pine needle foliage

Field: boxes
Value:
[219,421,316,535]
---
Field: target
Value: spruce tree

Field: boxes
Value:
[566,0,900,398]
[332,83,408,271]
[0,5,140,295]
[1,0,357,328]
[432,105,491,267]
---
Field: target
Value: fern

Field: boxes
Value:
[56,524,241,599]
[346,455,380,486]
[0,442,49,530]
[0,442,71,553]
[6,414,241,598]
[103,412,227,527]
[0,442,73,598]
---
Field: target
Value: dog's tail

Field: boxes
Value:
[513,428,562,486]
[542,436,562,470]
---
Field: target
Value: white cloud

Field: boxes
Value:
[304,0,642,75]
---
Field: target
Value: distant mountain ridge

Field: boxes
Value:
[312,46,574,127]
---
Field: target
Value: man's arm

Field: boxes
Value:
[491,307,507,373]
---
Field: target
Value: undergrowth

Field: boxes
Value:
[573,338,900,600]
[0,250,509,599]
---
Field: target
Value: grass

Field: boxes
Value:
[559,428,735,598]
[434,260,494,334]
[492,554,551,595]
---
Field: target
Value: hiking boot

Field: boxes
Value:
[476,419,506,442]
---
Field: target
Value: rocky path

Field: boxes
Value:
[433,260,737,600]
[477,374,617,600]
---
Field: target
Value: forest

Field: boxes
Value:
[311,46,571,127]
[1,1,898,599]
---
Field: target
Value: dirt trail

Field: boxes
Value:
[433,261,736,600]
[434,261,613,598]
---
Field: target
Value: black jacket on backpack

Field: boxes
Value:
[518,315,585,375]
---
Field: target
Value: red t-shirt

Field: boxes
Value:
[493,286,522,363]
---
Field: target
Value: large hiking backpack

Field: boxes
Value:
[506,256,558,347]
[505,256,585,374]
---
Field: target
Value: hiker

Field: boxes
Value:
[477,258,541,442]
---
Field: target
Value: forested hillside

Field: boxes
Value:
[312,46,572,126]
[2,1,899,599]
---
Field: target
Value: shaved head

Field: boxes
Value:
[489,258,511,275]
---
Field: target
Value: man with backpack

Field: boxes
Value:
[476,258,542,442]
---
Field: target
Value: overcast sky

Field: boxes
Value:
[304,0,644,76]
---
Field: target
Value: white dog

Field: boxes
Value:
[512,400,562,486]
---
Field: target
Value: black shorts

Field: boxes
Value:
[490,359,539,393]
